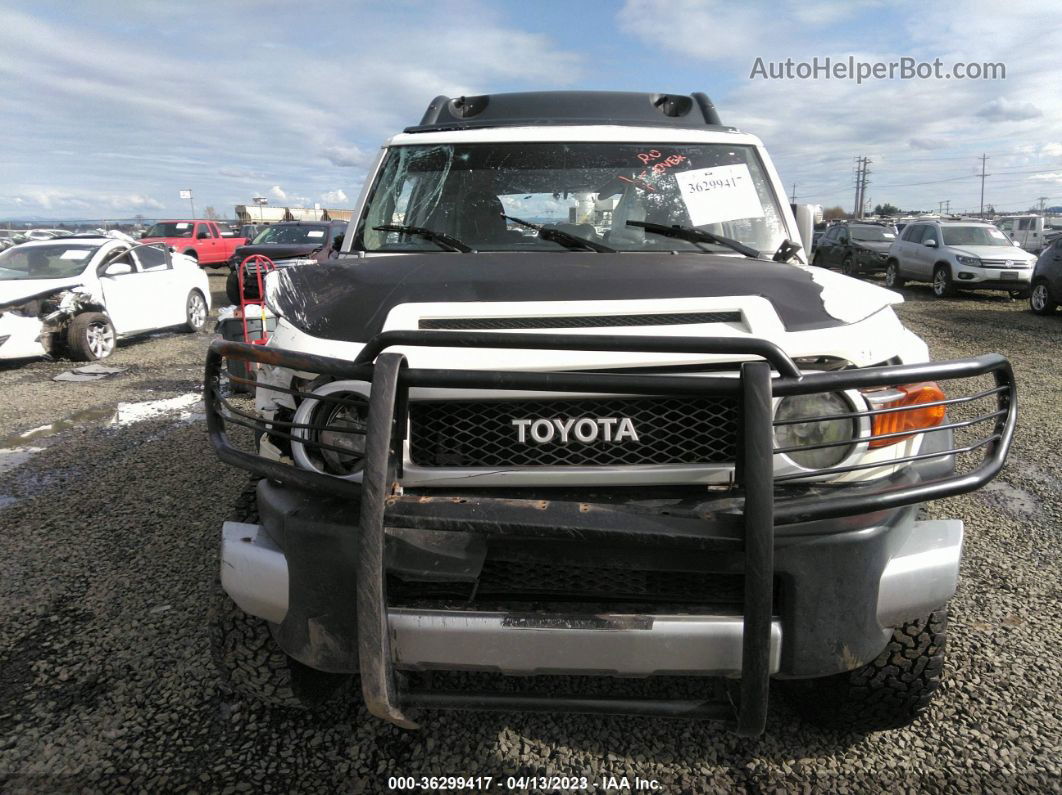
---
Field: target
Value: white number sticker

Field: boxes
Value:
[60,249,91,260]
[675,164,765,226]
[988,227,1006,239]
[306,230,325,238]
[176,222,189,229]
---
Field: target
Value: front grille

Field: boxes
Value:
[388,560,747,606]
[418,311,741,330]
[409,396,738,467]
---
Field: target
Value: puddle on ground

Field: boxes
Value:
[0,393,205,478]
[0,446,44,475]
[983,480,1039,516]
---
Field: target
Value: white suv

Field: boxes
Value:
[885,219,1036,297]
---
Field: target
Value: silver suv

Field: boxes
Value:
[885,219,1037,298]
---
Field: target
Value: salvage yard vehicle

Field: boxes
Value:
[141,220,246,267]
[811,221,896,276]
[205,91,1016,736]
[0,233,210,361]
[225,220,348,304]
[885,219,1037,298]
[1029,237,1062,315]
[996,214,1062,255]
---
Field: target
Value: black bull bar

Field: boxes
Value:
[204,331,1016,736]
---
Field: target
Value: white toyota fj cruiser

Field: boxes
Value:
[205,92,1016,735]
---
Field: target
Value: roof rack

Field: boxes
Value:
[405,91,730,133]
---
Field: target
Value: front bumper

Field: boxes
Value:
[222,479,962,681]
[954,265,1033,288]
[0,313,47,360]
[206,331,1016,734]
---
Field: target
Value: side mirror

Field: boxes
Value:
[103,261,133,276]
[924,238,938,248]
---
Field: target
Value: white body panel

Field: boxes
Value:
[0,238,210,360]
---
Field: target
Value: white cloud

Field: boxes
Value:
[909,137,948,150]
[321,189,348,204]
[5,190,164,211]
[975,98,1043,122]
[322,145,365,168]
[269,185,287,200]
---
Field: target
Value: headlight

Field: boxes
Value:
[956,255,980,266]
[774,392,857,469]
[290,380,369,479]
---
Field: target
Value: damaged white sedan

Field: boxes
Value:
[0,233,211,361]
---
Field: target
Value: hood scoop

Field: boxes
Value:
[418,311,743,330]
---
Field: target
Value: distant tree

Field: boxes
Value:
[204,206,219,220]
[822,205,847,221]
[873,203,899,216]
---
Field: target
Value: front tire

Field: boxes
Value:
[66,312,116,361]
[1030,280,1058,315]
[781,609,948,732]
[932,265,956,298]
[184,289,207,332]
[841,254,857,277]
[209,481,355,710]
[885,260,905,288]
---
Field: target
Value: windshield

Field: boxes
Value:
[252,225,331,245]
[357,142,789,255]
[0,243,100,280]
[942,225,1013,247]
[145,222,194,238]
[851,226,896,242]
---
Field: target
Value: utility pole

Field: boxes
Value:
[1038,196,1048,213]
[938,201,944,215]
[944,200,950,215]
[853,157,864,218]
[978,154,990,218]
[790,182,797,203]
[860,158,871,220]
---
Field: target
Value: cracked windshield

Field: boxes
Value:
[357,142,788,254]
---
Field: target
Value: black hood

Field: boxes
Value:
[273,252,844,343]
[233,243,324,262]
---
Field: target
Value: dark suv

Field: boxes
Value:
[1030,237,1062,315]
[812,222,898,277]
[226,221,348,303]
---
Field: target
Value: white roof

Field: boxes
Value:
[386,124,761,148]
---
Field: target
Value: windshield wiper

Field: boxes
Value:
[502,213,615,253]
[626,220,760,259]
[372,224,473,253]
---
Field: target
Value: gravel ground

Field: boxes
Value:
[0,273,1059,793]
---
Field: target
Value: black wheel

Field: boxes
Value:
[841,254,857,277]
[932,265,956,298]
[227,267,262,303]
[183,250,198,264]
[209,481,356,709]
[1030,280,1058,315]
[66,312,116,361]
[781,609,948,732]
[884,260,905,288]
[225,270,241,305]
[812,251,824,268]
[184,289,207,332]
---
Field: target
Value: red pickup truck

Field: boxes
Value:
[141,220,246,267]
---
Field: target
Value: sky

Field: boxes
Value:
[1,0,1060,221]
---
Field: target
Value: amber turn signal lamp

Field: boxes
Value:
[868,382,947,449]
